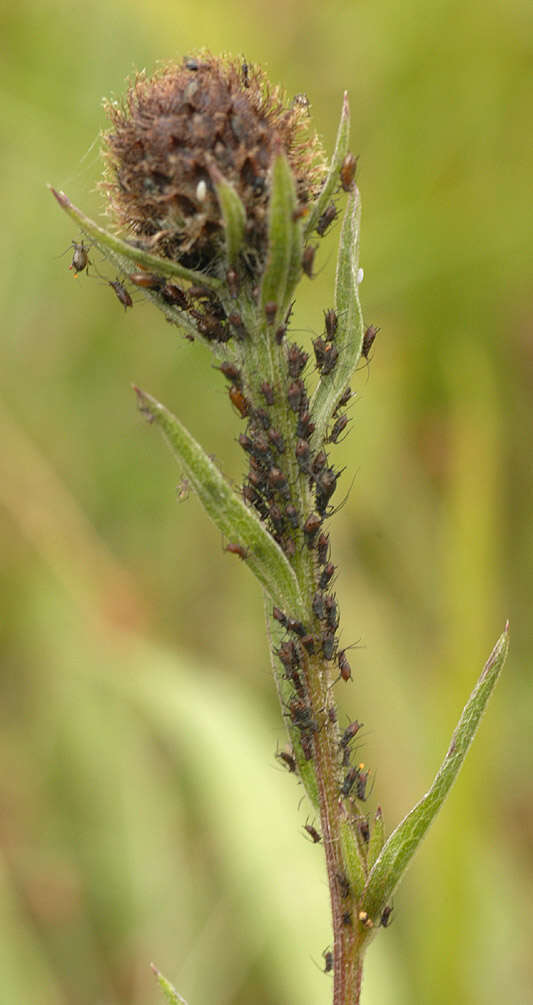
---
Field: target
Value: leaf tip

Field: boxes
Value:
[49,185,70,208]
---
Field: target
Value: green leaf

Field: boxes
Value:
[366,806,385,871]
[362,625,509,920]
[260,150,303,324]
[209,166,247,266]
[304,92,350,238]
[339,818,367,899]
[49,187,221,291]
[133,387,306,619]
[151,964,189,1005]
[310,187,364,448]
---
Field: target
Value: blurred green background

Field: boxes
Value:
[1,1,532,1002]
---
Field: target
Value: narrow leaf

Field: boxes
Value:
[260,151,302,324]
[49,187,221,291]
[151,964,189,1005]
[134,387,306,619]
[210,166,246,266]
[339,818,367,899]
[304,92,350,238]
[366,806,385,871]
[363,626,509,919]
[310,187,364,448]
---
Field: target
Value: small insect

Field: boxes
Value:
[161,283,188,309]
[303,512,321,547]
[286,617,306,638]
[185,58,199,70]
[227,268,240,298]
[324,308,338,339]
[312,591,325,621]
[339,720,362,749]
[267,427,286,453]
[323,950,333,974]
[268,466,289,496]
[321,631,336,661]
[68,240,90,276]
[285,504,299,528]
[303,822,321,843]
[316,532,329,565]
[241,59,250,87]
[334,386,352,414]
[340,153,358,192]
[358,910,374,930]
[342,911,353,927]
[312,450,327,477]
[296,410,315,440]
[380,905,393,928]
[336,871,351,898]
[264,301,278,325]
[272,606,289,628]
[329,414,349,444]
[260,381,275,406]
[218,361,242,385]
[228,385,249,418]
[287,379,306,413]
[292,92,310,111]
[337,649,352,682]
[129,271,164,290]
[276,749,296,773]
[319,562,335,589]
[287,343,309,378]
[341,767,358,798]
[362,324,379,359]
[324,595,338,630]
[292,204,309,222]
[301,634,315,654]
[295,438,311,474]
[302,244,317,278]
[109,279,133,311]
[224,542,249,560]
[316,203,338,237]
[359,818,370,843]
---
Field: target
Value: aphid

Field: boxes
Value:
[359,819,370,844]
[241,59,250,87]
[356,767,370,801]
[339,720,362,749]
[269,503,285,534]
[334,386,352,414]
[336,871,351,898]
[328,705,337,724]
[311,450,327,477]
[224,542,248,560]
[275,324,286,344]
[268,466,289,496]
[129,271,164,290]
[340,152,358,192]
[301,634,315,654]
[185,58,199,70]
[303,512,321,547]
[303,822,321,844]
[243,484,269,519]
[312,591,325,621]
[69,240,90,276]
[288,698,317,734]
[255,407,271,431]
[358,910,374,930]
[287,343,309,378]
[316,203,337,237]
[260,381,275,406]
[285,504,299,528]
[341,766,358,797]
[283,536,296,558]
[320,342,339,376]
[276,750,296,773]
[228,385,249,418]
[267,427,285,454]
[161,283,188,308]
[264,300,277,325]
[302,244,317,278]
[272,605,288,628]
[338,649,352,682]
[292,92,310,111]
[228,312,246,337]
[278,640,299,672]
[319,562,335,589]
[295,439,311,474]
[313,336,326,368]
[321,631,336,660]
[317,532,330,565]
[380,905,393,928]
[342,911,353,927]
[218,361,242,385]
[324,308,338,339]
[287,379,306,414]
[323,950,333,974]
[227,268,240,298]
[362,324,378,359]
[329,414,349,443]
[109,279,133,311]
[287,618,306,638]
[296,411,315,440]
[325,595,338,630]
[300,733,314,761]
[316,467,339,513]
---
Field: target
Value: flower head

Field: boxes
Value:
[102,52,326,275]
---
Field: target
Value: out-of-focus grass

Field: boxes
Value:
[1,1,532,1002]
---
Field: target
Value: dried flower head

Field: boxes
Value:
[102,52,326,275]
